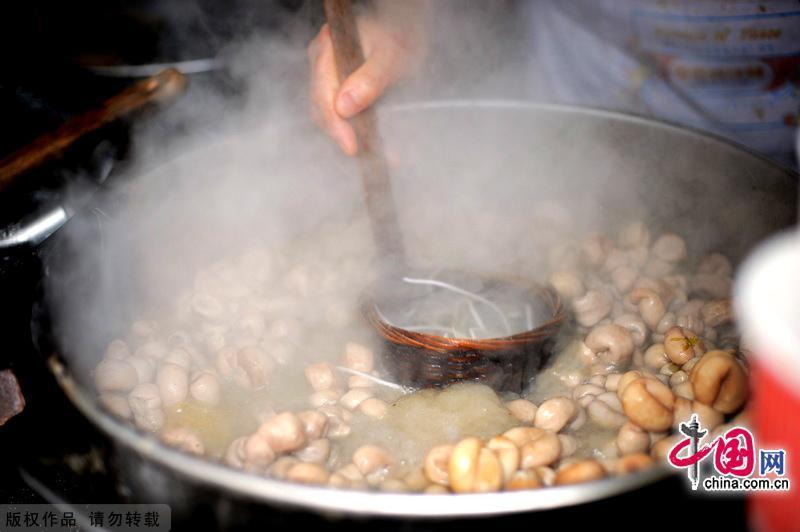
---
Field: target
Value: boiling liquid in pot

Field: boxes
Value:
[91,218,748,492]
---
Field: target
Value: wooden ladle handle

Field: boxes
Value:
[323,0,406,267]
[0,68,187,191]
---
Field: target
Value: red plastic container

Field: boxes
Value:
[735,229,800,531]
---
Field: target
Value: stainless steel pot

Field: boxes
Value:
[38,101,798,518]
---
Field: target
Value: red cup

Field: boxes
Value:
[735,229,800,531]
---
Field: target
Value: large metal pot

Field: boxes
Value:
[37,101,798,518]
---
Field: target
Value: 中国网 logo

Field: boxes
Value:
[667,414,790,492]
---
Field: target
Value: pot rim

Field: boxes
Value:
[51,353,671,517]
[43,99,790,516]
[125,99,799,184]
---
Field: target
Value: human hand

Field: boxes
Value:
[307,13,424,155]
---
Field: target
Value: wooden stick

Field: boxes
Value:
[323,0,406,267]
[0,68,187,191]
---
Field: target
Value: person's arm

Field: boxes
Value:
[307,0,428,155]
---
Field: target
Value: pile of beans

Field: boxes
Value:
[92,220,749,493]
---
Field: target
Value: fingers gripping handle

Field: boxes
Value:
[323,0,406,269]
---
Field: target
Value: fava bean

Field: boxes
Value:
[335,463,366,485]
[404,468,430,492]
[99,393,132,419]
[673,382,694,400]
[126,356,155,384]
[160,427,204,456]
[358,398,389,419]
[534,397,578,433]
[128,383,164,432]
[309,389,342,408]
[643,344,669,371]
[604,373,622,392]
[558,434,579,458]
[555,460,606,485]
[190,370,221,406]
[698,253,733,278]
[675,300,705,335]
[572,290,613,328]
[611,266,638,294]
[104,339,131,360]
[449,438,503,494]
[423,445,453,486]
[582,235,612,268]
[344,342,374,373]
[243,434,276,470]
[520,431,561,469]
[664,326,703,365]
[616,370,644,399]
[572,384,604,403]
[340,388,374,411]
[568,406,587,431]
[691,273,731,299]
[353,445,394,476]
[616,422,650,456]
[613,314,648,347]
[651,435,681,462]
[672,397,723,431]
[652,233,686,262]
[626,288,666,330]
[95,359,138,393]
[164,348,192,370]
[506,469,542,491]
[269,456,299,480]
[286,463,329,485]
[587,392,627,429]
[297,410,328,440]
[588,375,606,388]
[669,370,689,387]
[505,399,538,424]
[305,362,338,391]
[536,466,556,486]
[156,363,189,407]
[317,406,351,439]
[236,346,273,390]
[486,436,521,480]
[294,438,331,465]
[215,346,237,379]
[612,453,654,475]
[585,324,635,367]
[224,436,247,468]
[621,378,675,432]
[700,299,733,327]
[691,350,748,414]
[548,271,585,300]
[255,412,307,453]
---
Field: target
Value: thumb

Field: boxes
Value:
[334,46,400,119]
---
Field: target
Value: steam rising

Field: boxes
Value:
[47,0,793,417]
